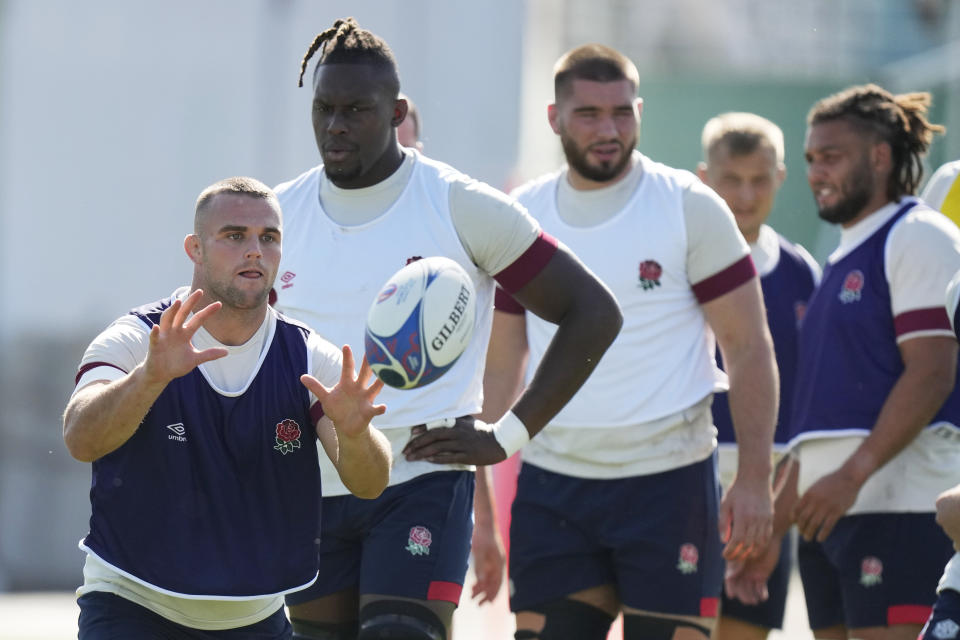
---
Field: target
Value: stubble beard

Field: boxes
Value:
[817,160,875,225]
[561,134,635,184]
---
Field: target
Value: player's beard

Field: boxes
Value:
[817,156,875,225]
[561,133,635,183]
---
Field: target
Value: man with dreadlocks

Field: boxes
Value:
[270,18,622,640]
[730,83,960,640]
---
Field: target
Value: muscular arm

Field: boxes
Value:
[403,244,621,464]
[795,336,957,541]
[702,277,777,558]
[63,293,226,462]
[507,244,622,437]
[64,371,169,463]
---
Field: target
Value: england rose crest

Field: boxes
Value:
[676,543,699,574]
[273,419,302,455]
[406,525,433,556]
[839,269,864,304]
[859,556,883,587]
[638,260,663,290]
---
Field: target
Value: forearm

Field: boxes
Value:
[725,338,778,482]
[62,363,167,462]
[840,363,954,487]
[473,464,499,533]
[771,455,799,539]
[335,427,392,499]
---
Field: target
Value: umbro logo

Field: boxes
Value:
[167,423,187,442]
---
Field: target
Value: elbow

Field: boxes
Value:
[63,426,97,463]
[594,287,623,346]
[63,401,98,462]
[349,473,389,500]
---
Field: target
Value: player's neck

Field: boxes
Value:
[192,292,268,346]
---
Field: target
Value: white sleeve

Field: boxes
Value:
[308,332,345,395]
[921,160,960,211]
[947,270,960,333]
[448,179,542,276]
[73,315,151,394]
[683,180,750,285]
[886,208,960,343]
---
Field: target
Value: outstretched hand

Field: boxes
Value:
[301,345,386,438]
[402,417,507,466]
[143,289,227,385]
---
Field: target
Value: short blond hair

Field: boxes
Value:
[194,177,279,234]
[701,112,784,164]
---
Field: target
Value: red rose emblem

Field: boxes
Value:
[844,271,863,291]
[406,525,433,556]
[409,526,432,546]
[274,419,302,455]
[676,543,699,574]
[276,419,301,443]
[839,269,865,304]
[638,260,663,291]
[639,260,662,281]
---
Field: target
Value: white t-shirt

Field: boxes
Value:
[73,286,343,629]
[511,152,751,478]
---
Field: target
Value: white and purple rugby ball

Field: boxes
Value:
[364,256,476,390]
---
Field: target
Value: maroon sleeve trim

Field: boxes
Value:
[493,231,559,294]
[75,361,127,385]
[691,255,757,304]
[310,402,325,425]
[894,307,952,336]
[494,287,525,314]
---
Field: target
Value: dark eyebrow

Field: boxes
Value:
[217,225,281,235]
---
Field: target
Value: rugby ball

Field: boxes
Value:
[364,256,476,389]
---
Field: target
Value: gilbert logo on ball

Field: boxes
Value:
[365,256,476,389]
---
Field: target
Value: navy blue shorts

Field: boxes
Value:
[285,470,474,607]
[509,455,723,617]
[920,589,960,640]
[77,591,291,639]
[797,512,951,630]
[720,529,793,629]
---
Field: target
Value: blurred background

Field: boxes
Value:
[1,0,958,633]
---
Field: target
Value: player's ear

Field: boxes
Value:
[696,162,709,183]
[185,234,202,264]
[392,98,408,127]
[635,97,644,118]
[776,162,787,187]
[547,103,561,134]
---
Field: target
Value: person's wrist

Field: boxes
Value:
[491,411,530,458]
